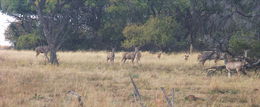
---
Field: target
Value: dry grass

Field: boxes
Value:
[0,50,259,107]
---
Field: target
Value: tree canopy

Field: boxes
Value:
[0,0,259,57]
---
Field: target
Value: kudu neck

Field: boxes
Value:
[224,58,228,64]
[224,54,231,64]
[134,49,139,57]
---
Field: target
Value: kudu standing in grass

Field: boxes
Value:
[107,48,115,63]
[35,45,50,61]
[135,51,142,63]
[121,47,139,63]
[157,52,162,59]
[224,56,248,78]
[184,53,190,61]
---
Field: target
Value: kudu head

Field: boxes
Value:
[223,53,233,64]
[240,56,249,66]
[184,52,189,60]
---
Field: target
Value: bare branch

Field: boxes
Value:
[171,88,175,107]
[235,8,259,18]
[160,87,173,107]
[129,75,146,107]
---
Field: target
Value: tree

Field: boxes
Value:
[4,21,27,46]
[229,31,260,57]
[205,0,259,55]
[1,0,99,64]
[29,0,75,64]
[16,33,40,49]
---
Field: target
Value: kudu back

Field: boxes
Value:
[198,51,225,65]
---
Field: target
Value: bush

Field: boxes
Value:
[229,31,260,58]
[16,33,40,49]
[122,16,186,50]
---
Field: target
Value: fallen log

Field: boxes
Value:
[66,90,84,107]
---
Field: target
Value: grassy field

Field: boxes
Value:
[0,50,259,107]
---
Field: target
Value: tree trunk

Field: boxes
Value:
[189,34,193,54]
[244,50,249,58]
[49,48,59,65]
[189,44,193,54]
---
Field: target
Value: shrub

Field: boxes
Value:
[16,33,40,49]
[229,31,260,58]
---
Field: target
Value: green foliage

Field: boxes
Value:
[4,22,27,46]
[4,21,42,48]
[123,17,185,50]
[0,0,33,14]
[16,33,40,49]
[122,24,145,48]
[144,17,181,48]
[229,31,260,58]
[1,0,259,54]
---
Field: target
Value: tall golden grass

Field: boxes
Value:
[0,50,259,107]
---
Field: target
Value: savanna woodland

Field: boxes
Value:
[1,0,260,55]
[0,0,260,107]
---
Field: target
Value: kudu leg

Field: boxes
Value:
[227,70,231,78]
[214,59,218,64]
[202,61,206,66]
[241,69,247,75]
[237,68,247,76]
[44,53,50,62]
[131,59,134,63]
[112,59,114,63]
[122,58,126,63]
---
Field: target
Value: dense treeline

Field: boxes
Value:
[1,0,259,56]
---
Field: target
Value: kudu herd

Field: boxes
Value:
[199,50,260,77]
[33,45,259,77]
